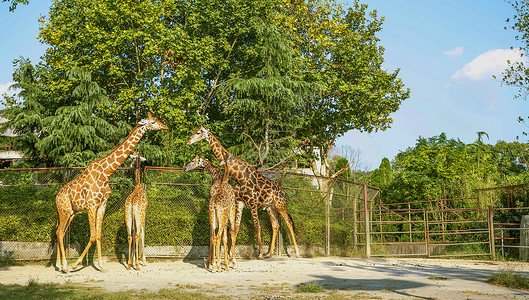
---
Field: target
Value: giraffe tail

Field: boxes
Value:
[288,213,296,233]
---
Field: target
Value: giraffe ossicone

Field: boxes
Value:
[55,113,167,273]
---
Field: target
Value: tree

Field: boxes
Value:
[370,157,392,189]
[3,0,409,173]
[2,0,28,11]
[221,14,317,168]
[280,0,409,191]
[1,61,130,167]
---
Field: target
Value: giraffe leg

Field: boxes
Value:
[248,206,263,259]
[134,224,140,270]
[139,225,147,266]
[125,203,133,270]
[133,209,142,270]
[265,208,280,257]
[94,198,108,272]
[221,223,229,271]
[278,210,300,257]
[206,206,216,270]
[228,203,238,268]
[206,226,214,270]
[56,212,74,272]
[71,209,97,271]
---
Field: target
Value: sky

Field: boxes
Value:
[336,0,529,170]
[1,1,528,170]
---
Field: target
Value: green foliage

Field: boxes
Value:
[2,0,408,174]
[2,0,28,11]
[383,133,529,204]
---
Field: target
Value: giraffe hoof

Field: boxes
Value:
[126,266,132,270]
[60,267,69,273]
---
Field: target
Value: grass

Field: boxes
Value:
[428,276,447,281]
[488,270,529,290]
[295,282,326,293]
[0,281,220,300]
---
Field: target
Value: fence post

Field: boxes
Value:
[325,181,332,256]
[488,206,496,259]
[364,184,371,258]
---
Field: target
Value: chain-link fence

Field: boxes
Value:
[0,167,377,261]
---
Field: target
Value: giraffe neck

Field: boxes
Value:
[134,159,141,186]
[95,124,147,179]
[206,131,230,163]
[202,158,224,183]
[205,129,255,184]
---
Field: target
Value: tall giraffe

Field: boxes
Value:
[125,151,148,271]
[55,113,167,273]
[186,125,300,258]
[184,155,237,271]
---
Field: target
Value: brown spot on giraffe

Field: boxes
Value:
[186,125,300,259]
[55,113,167,273]
[184,155,237,271]
[125,151,148,271]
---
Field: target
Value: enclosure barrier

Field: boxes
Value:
[0,166,377,261]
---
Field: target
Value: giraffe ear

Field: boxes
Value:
[148,112,153,118]
[140,156,147,162]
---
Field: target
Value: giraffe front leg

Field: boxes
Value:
[71,210,97,272]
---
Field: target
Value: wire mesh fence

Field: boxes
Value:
[0,167,376,261]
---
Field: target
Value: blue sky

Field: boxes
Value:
[337,0,529,170]
[1,1,528,170]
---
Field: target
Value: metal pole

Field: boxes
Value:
[501,228,504,258]
[364,184,371,258]
[326,182,331,256]
[488,206,496,259]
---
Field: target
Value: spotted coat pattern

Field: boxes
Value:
[185,155,236,271]
[55,113,167,273]
[186,125,300,258]
[125,151,148,271]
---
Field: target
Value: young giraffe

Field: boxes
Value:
[184,155,237,271]
[55,113,167,273]
[186,125,300,258]
[125,151,148,271]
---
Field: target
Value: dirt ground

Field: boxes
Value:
[1,256,529,299]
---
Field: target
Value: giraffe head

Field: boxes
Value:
[139,112,169,131]
[184,155,205,172]
[129,151,147,168]
[186,125,209,145]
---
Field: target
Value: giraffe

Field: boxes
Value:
[55,113,167,273]
[186,125,300,259]
[184,155,237,271]
[125,151,148,271]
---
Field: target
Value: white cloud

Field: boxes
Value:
[443,46,464,57]
[452,49,526,81]
[0,82,14,96]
